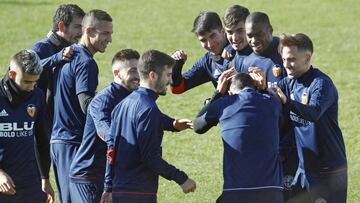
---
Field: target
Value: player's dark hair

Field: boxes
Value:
[279,33,314,54]
[82,9,112,31]
[192,11,222,36]
[245,12,271,28]
[112,49,140,65]
[230,73,255,91]
[138,50,175,79]
[223,5,250,28]
[52,4,85,32]
[11,49,42,75]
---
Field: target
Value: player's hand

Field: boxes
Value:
[221,49,233,60]
[180,178,196,193]
[217,67,235,94]
[171,50,187,61]
[248,67,266,90]
[100,191,112,203]
[62,46,73,61]
[0,169,16,195]
[267,86,287,104]
[173,119,193,131]
[41,179,54,203]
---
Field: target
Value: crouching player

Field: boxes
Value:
[0,50,54,202]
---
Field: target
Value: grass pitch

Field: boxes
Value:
[0,0,359,202]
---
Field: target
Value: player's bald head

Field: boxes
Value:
[82,9,112,32]
[245,12,271,28]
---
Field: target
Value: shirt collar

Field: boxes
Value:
[257,37,279,57]
[297,66,314,82]
[137,87,159,100]
[111,82,132,97]
[236,45,253,56]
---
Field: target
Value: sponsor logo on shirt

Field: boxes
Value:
[290,113,311,126]
[0,109,8,117]
[27,104,36,118]
[0,122,35,137]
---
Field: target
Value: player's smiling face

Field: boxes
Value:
[225,22,248,51]
[117,59,140,91]
[281,46,311,79]
[90,21,113,53]
[245,22,273,54]
[198,28,227,55]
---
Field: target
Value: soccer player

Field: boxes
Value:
[193,72,283,203]
[240,12,298,199]
[51,9,113,203]
[239,12,286,87]
[68,49,141,203]
[223,5,252,68]
[170,11,230,93]
[32,4,85,126]
[0,50,54,202]
[111,50,196,202]
[273,33,347,203]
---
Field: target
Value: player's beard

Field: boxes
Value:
[154,78,168,96]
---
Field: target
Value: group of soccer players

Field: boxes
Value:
[0,3,347,203]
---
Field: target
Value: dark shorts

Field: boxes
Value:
[69,182,103,203]
[112,192,157,203]
[216,188,284,203]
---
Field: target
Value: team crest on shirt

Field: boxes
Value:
[272,65,281,77]
[315,197,327,203]
[283,175,294,189]
[26,104,36,118]
[301,90,309,105]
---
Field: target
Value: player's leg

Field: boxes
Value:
[51,143,79,203]
[69,182,103,203]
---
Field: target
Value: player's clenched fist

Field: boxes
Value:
[171,50,187,61]
[0,169,16,195]
[180,178,196,193]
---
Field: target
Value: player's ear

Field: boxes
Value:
[58,21,65,33]
[305,52,312,65]
[8,69,16,80]
[85,27,94,36]
[148,71,157,81]
[113,69,119,77]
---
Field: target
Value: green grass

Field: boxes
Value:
[0,0,359,202]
